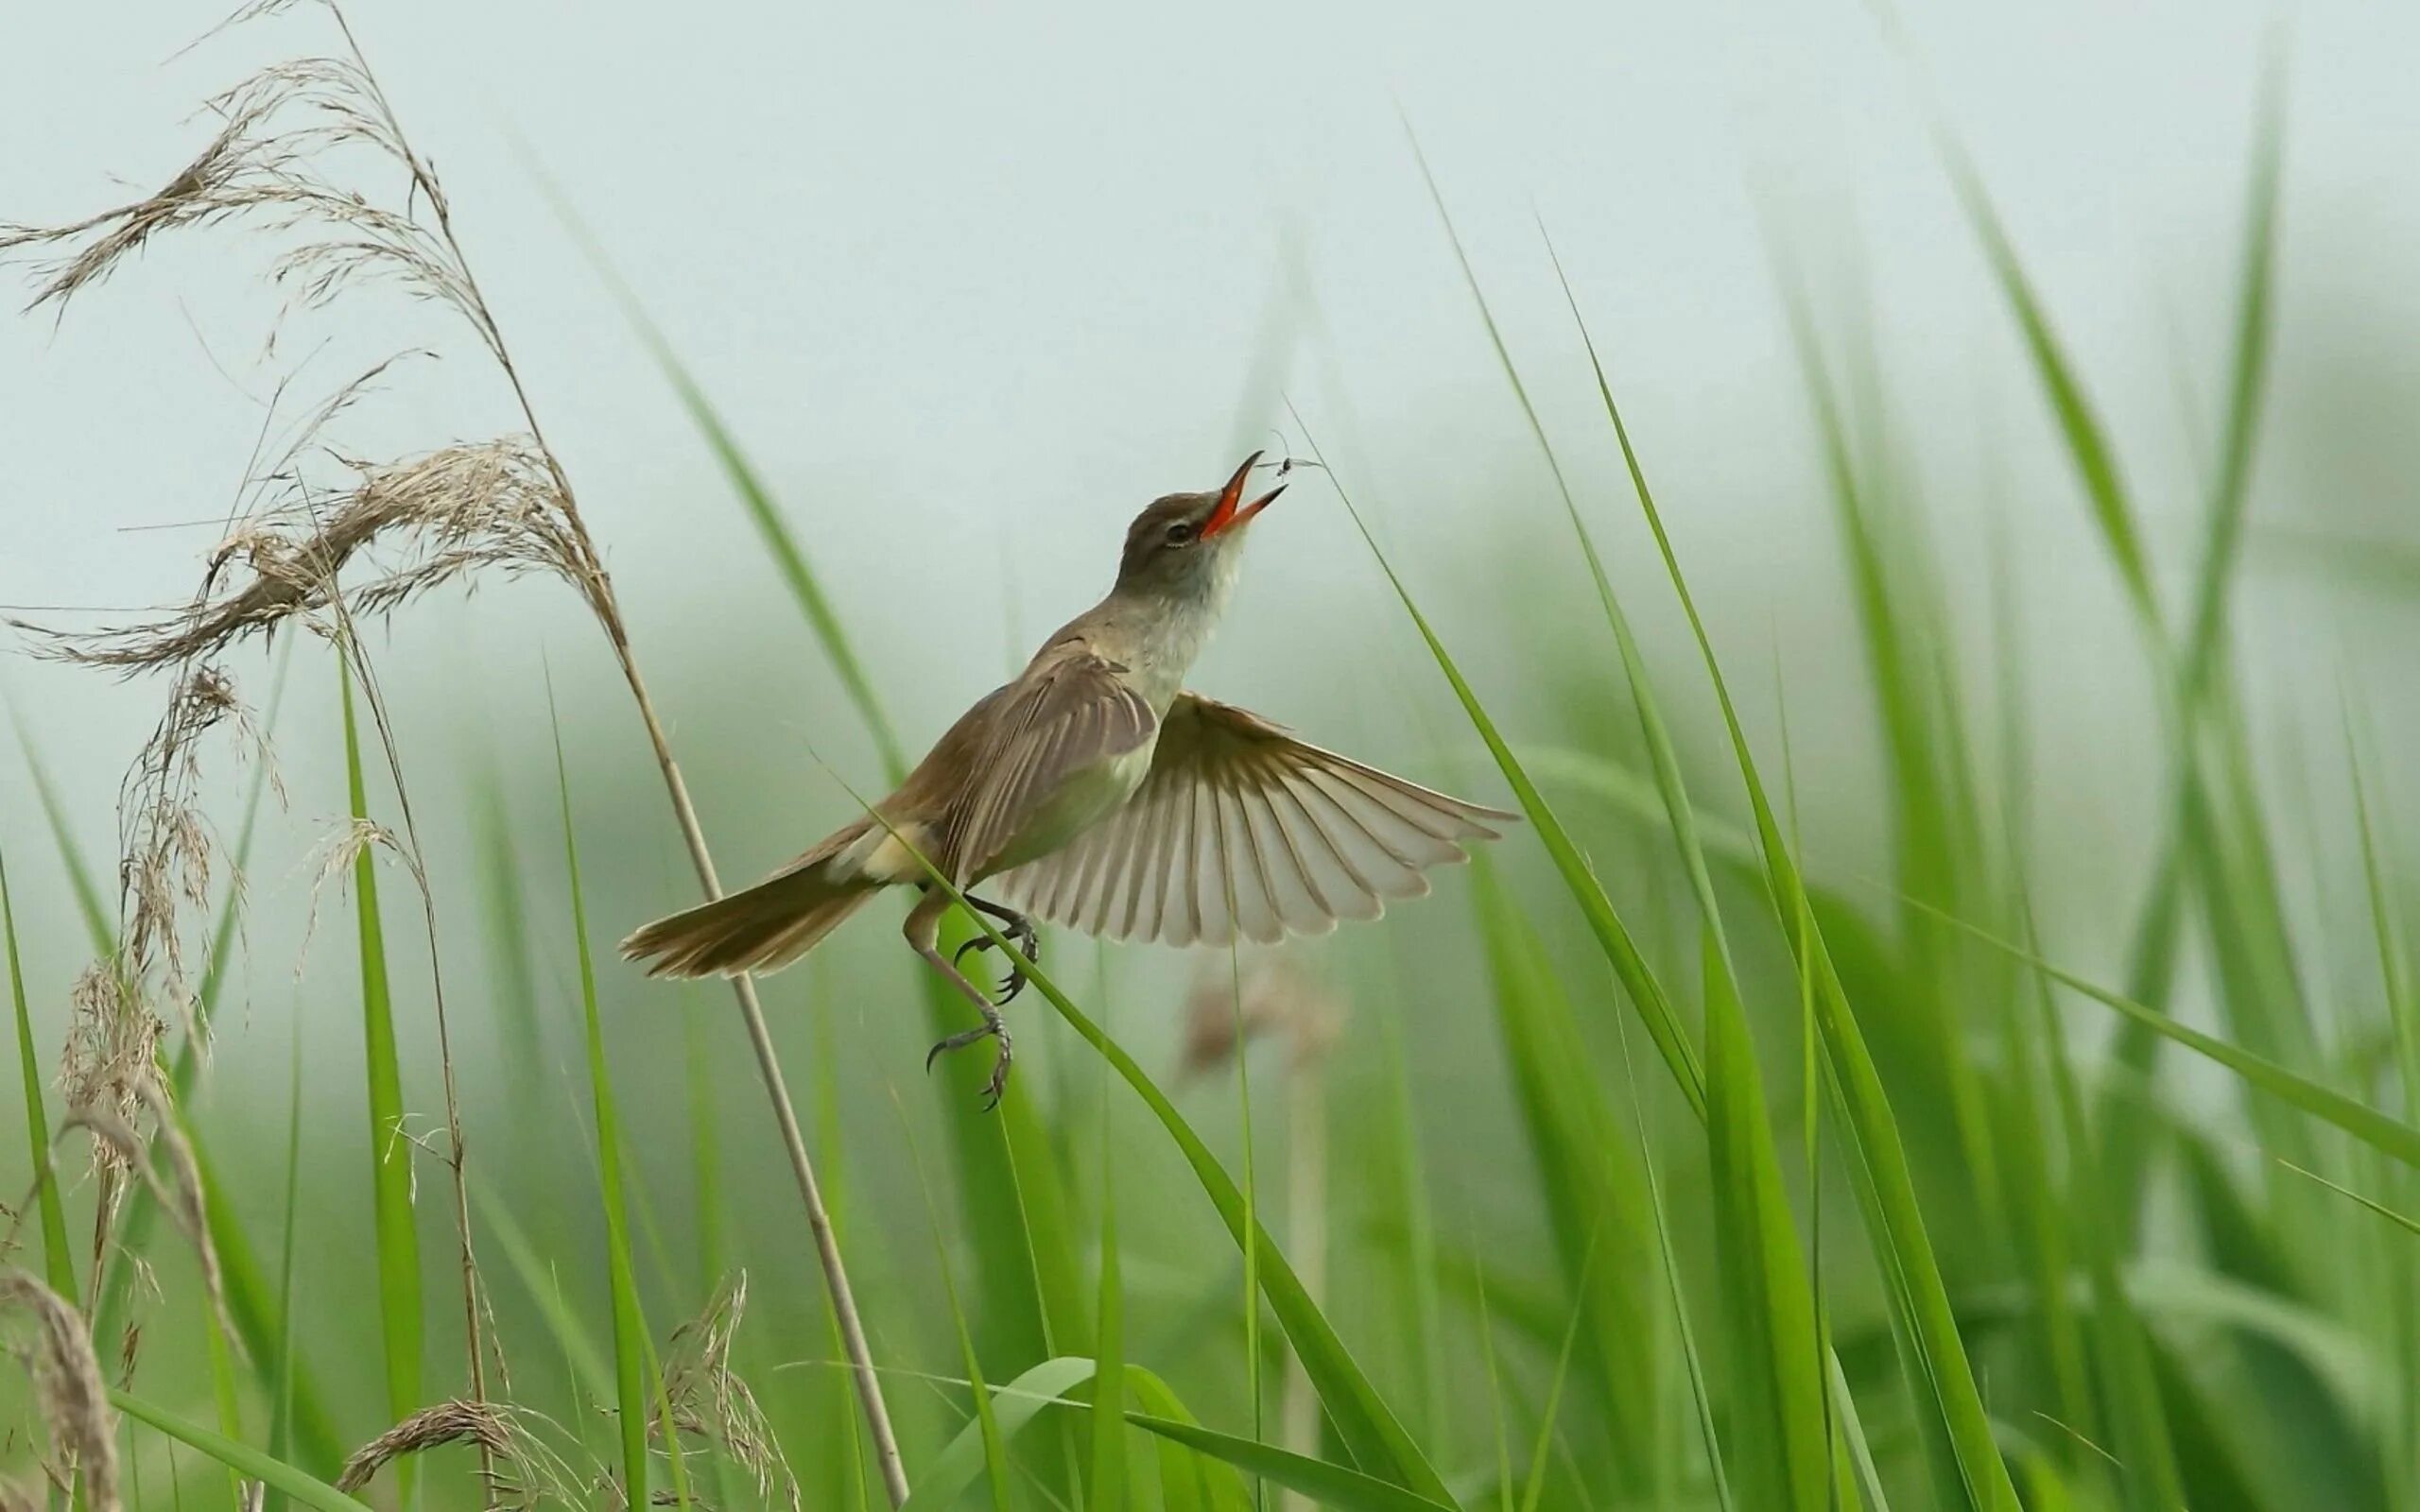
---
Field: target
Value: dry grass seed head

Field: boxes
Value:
[336,1399,582,1508]
[56,1100,240,1363]
[0,1269,120,1512]
[654,1273,798,1511]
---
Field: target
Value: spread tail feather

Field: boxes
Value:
[620,819,879,979]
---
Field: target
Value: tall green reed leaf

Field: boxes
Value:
[1,842,76,1302]
[341,659,424,1497]
[1547,281,2023,1510]
[112,1390,372,1512]
[550,696,657,1508]
[846,788,1454,1503]
[1469,864,1657,1477]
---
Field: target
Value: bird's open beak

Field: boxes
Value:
[1201,451,1286,540]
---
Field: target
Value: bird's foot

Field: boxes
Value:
[925,1010,1014,1110]
[953,913,1041,1004]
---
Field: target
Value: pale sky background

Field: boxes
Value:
[4,0,2418,1040]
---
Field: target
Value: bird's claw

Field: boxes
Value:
[952,919,1040,1005]
[925,1017,1014,1110]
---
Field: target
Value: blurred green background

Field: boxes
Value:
[7,2,2420,1508]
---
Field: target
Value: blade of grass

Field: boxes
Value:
[9,724,114,952]
[340,659,424,1503]
[1281,421,1705,1123]
[112,1391,372,1512]
[900,1102,1013,1512]
[1092,1059,1130,1510]
[1701,931,1833,1512]
[1542,290,2023,1508]
[550,692,657,1510]
[1,841,77,1302]
[1927,904,2420,1169]
[1469,864,1657,1480]
[267,1017,305,1512]
[1514,1244,1592,1512]
[553,193,1076,1461]
[2014,896,2186,1510]
[839,781,1454,1504]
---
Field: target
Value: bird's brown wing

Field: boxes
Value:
[994,693,1515,947]
[940,652,1158,884]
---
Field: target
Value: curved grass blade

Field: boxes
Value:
[1288,416,1705,1124]
[340,660,424,1499]
[1,841,77,1302]
[550,696,656,1508]
[1091,1090,1129,1508]
[112,1389,372,1512]
[1929,904,2420,1170]
[845,789,1452,1503]
[548,188,1084,1399]
[9,724,113,952]
[1129,1418,1456,1512]
[1548,280,2021,1510]
[1469,864,1656,1478]
[1937,143,2155,628]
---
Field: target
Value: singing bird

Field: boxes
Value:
[620,454,1515,1103]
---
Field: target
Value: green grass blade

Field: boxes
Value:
[904,1357,1095,1512]
[2176,58,2287,713]
[557,195,1084,1398]
[549,696,656,1509]
[1128,1418,1456,1512]
[1091,1088,1129,1508]
[1,841,77,1303]
[810,742,1430,1491]
[470,1179,614,1407]
[1514,1248,1590,1512]
[1469,865,1656,1479]
[1547,294,2022,1510]
[1936,906,2420,1169]
[10,724,114,954]
[339,660,423,1491]
[1938,143,2156,629]
[1700,930,1832,1512]
[1291,417,1705,1123]
[850,794,1453,1504]
[2015,899,2186,1509]
[267,1020,304,1512]
[112,1391,372,1512]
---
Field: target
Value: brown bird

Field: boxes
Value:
[620,454,1515,1104]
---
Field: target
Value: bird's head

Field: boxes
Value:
[1114,452,1286,603]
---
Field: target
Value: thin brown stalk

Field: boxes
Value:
[4,4,908,1494]
[320,12,909,1496]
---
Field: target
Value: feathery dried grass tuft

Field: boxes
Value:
[1,38,475,340]
[654,1274,797,1511]
[335,1399,583,1507]
[57,1096,239,1360]
[0,1268,121,1512]
[14,438,594,677]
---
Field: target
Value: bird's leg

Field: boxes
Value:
[953,892,1041,1003]
[906,889,1013,1108]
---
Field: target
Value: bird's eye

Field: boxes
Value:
[1165,522,1196,546]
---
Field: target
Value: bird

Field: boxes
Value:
[620,453,1516,1105]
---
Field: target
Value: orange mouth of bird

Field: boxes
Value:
[1201,450,1286,539]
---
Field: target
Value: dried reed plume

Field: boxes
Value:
[0,1269,120,1512]
[57,1093,239,1362]
[2,1,908,1496]
[335,1399,583,1508]
[653,1275,798,1511]
[12,438,596,677]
